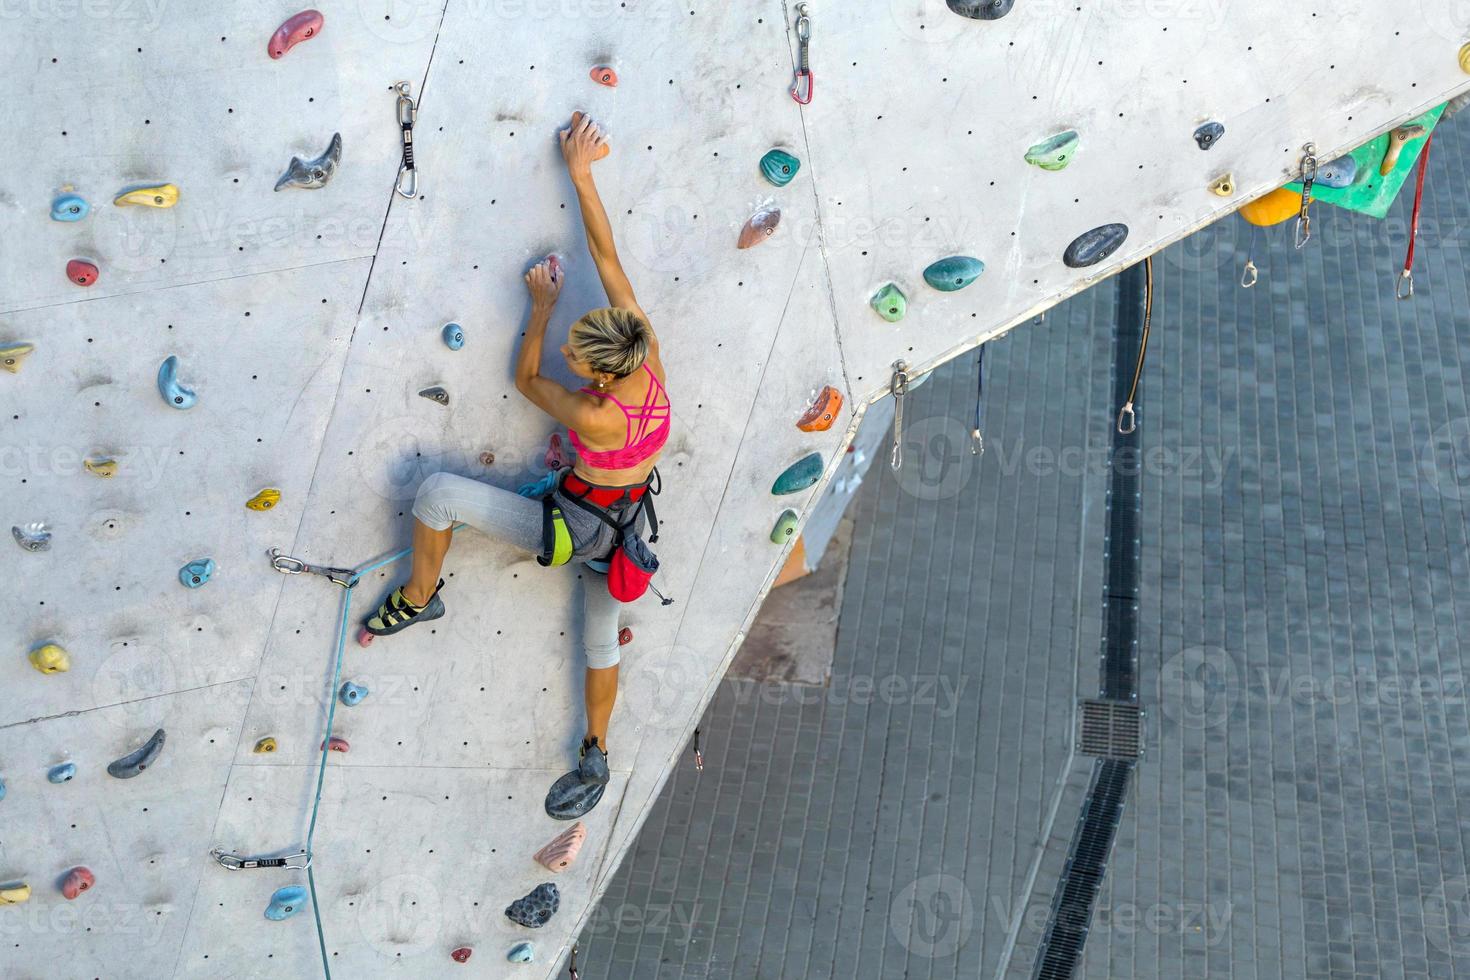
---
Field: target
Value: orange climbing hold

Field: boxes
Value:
[61,867,94,900]
[797,386,843,432]
[1239,188,1305,227]
[590,66,618,87]
[534,822,587,873]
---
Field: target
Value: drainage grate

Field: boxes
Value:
[1077,698,1144,759]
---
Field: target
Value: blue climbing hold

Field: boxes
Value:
[107,728,165,778]
[0,776,7,801]
[923,256,985,292]
[1062,223,1129,268]
[1315,154,1358,188]
[442,322,465,350]
[339,681,369,706]
[157,356,197,410]
[48,763,76,784]
[179,558,216,588]
[265,885,308,921]
[51,194,90,221]
[507,941,535,963]
[1193,121,1225,151]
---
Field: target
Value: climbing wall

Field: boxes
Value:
[3,2,1468,977]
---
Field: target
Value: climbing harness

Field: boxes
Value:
[889,359,910,471]
[211,848,312,872]
[790,3,813,104]
[1398,133,1432,301]
[1116,257,1153,436]
[692,728,705,771]
[971,344,986,457]
[1294,143,1318,249]
[394,81,418,198]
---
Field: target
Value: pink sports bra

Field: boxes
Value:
[569,365,671,469]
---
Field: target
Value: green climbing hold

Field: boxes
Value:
[772,453,823,495]
[922,256,985,292]
[870,283,907,322]
[759,149,801,187]
[1025,130,1079,171]
[770,509,799,543]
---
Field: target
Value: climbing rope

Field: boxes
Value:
[1116,257,1153,435]
[970,343,986,456]
[1398,132,1432,301]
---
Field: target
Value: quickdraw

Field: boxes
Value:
[790,3,813,104]
[971,344,986,457]
[395,81,419,198]
[568,943,581,979]
[1116,257,1153,436]
[1295,143,1318,249]
[211,847,311,872]
[692,728,705,771]
[889,359,910,471]
[1398,132,1431,301]
[269,548,357,589]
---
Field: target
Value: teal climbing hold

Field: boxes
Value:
[107,728,165,778]
[157,356,197,410]
[48,763,76,784]
[759,149,801,187]
[265,885,308,921]
[507,942,535,963]
[1024,131,1079,171]
[179,558,216,588]
[772,453,823,495]
[870,283,907,322]
[442,322,465,350]
[339,681,368,706]
[51,194,89,221]
[923,256,985,291]
[771,509,799,543]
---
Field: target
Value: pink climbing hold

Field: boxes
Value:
[545,433,570,470]
[450,947,473,963]
[534,821,587,873]
[66,259,98,286]
[322,736,350,753]
[590,66,618,87]
[268,9,324,59]
[618,627,633,646]
[62,866,94,900]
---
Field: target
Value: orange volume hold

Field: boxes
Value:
[797,386,843,432]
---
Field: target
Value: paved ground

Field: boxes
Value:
[577,114,1470,980]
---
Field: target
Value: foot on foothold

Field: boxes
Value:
[364,580,445,637]
[545,770,605,820]
[579,737,609,786]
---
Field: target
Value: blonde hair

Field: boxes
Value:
[569,308,651,378]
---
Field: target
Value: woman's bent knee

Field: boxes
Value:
[585,641,620,670]
[412,472,460,531]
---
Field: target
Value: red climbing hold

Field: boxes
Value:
[797,386,844,432]
[268,10,324,59]
[590,66,618,87]
[62,866,94,900]
[618,627,633,646]
[322,736,350,753]
[450,947,473,963]
[66,259,98,286]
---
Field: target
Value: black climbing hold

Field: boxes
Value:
[545,769,605,820]
[946,0,1014,19]
[505,883,560,929]
[1193,121,1225,151]
[107,728,165,779]
[1062,223,1129,269]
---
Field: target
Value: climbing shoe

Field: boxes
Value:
[364,579,445,636]
[545,770,605,821]
[579,737,610,786]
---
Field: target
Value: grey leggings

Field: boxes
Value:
[411,471,624,669]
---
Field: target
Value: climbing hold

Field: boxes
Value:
[12,522,51,553]
[83,457,117,478]
[1024,131,1079,171]
[1381,124,1427,176]
[157,356,197,410]
[0,883,31,905]
[480,451,496,466]
[0,776,5,801]
[618,626,633,646]
[544,432,569,470]
[1316,154,1358,188]
[253,737,277,754]
[534,822,587,873]
[265,885,308,921]
[107,728,165,778]
[1239,187,1304,227]
[50,193,89,221]
[1461,42,1470,74]
[48,763,76,784]
[179,558,216,588]
[1062,223,1129,268]
[451,947,474,964]
[505,883,560,929]
[274,132,341,191]
[245,488,281,511]
[419,385,450,406]
[66,259,98,286]
[268,10,323,59]
[772,453,823,495]
[29,643,70,674]
[1,343,35,373]
[797,386,843,432]
[737,207,781,249]
[113,184,179,208]
[339,681,368,706]
[322,736,350,753]
[590,65,617,87]
[507,942,535,963]
[922,255,985,291]
[441,323,464,350]
[770,509,799,544]
[759,149,801,187]
[1209,174,1235,197]
[946,0,1014,18]
[1193,121,1225,151]
[545,771,605,820]
[870,283,906,322]
[61,867,94,900]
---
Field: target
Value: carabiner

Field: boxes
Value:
[692,728,704,771]
[1240,259,1258,289]
[1116,402,1137,435]
[395,81,418,199]
[970,429,984,456]
[568,943,581,980]
[1396,269,1414,301]
[791,4,813,104]
[211,847,312,872]
[890,359,910,472]
[1295,143,1317,250]
[268,548,357,589]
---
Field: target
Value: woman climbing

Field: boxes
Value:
[364,112,671,819]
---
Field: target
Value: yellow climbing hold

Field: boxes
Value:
[1239,187,1304,227]
[1460,42,1470,74]
[114,184,179,208]
[254,737,277,754]
[1,343,35,374]
[0,883,32,906]
[84,457,117,478]
[1209,174,1236,197]
[29,643,71,674]
[245,488,281,511]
